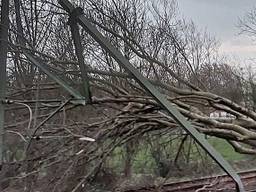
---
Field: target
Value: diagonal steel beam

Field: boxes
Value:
[58,0,245,191]
[0,0,10,169]
[69,18,91,103]
[12,0,84,105]
[23,52,85,105]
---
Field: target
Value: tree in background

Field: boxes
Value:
[2,0,256,191]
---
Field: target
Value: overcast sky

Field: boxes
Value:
[177,0,256,64]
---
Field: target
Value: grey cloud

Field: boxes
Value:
[177,0,256,61]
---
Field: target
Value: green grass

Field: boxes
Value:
[106,136,248,175]
[208,137,245,161]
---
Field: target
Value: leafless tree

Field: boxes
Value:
[1,0,256,191]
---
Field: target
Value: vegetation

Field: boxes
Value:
[0,0,256,191]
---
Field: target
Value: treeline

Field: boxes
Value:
[1,0,256,191]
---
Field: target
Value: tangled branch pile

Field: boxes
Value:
[2,0,256,191]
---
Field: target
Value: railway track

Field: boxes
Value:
[124,169,256,192]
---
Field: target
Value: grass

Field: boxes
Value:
[208,137,246,161]
[106,136,249,175]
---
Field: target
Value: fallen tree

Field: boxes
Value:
[2,0,256,191]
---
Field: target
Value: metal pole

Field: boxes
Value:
[0,0,9,168]
[12,0,84,105]
[23,52,85,105]
[69,19,91,103]
[58,1,245,191]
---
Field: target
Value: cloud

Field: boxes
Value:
[220,38,256,60]
[178,0,253,36]
[178,0,256,62]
